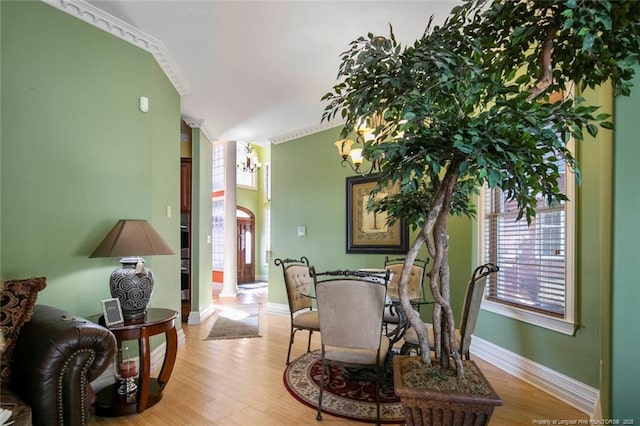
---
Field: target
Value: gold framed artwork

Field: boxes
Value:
[346,174,408,254]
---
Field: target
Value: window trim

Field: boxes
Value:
[477,139,577,336]
[480,299,577,335]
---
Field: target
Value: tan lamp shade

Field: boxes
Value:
[90,219,174,258]
[334,139,354,159]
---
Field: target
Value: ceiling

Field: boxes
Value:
[82,0,459,144]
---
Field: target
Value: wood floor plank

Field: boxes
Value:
[89,288,588,425]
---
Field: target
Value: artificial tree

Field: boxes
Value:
[323,0,640,379]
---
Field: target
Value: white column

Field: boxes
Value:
[221,140,238,297]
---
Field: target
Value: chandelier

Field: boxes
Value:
[238,144,261,173]
[333,112,385,175]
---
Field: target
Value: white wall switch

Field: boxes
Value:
[139,96,149,113]
[297,226,306,237]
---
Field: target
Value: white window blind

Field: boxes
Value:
[479,149,577,335]
[483,190,566,317]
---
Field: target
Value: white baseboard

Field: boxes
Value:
[91,328,186,392]
[471,335,598,416]
[187,302,215,324]
[592,391,602,420]
[265,302,289,317]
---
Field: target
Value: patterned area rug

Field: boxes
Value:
[205,304,261,340]
[283,350,405,424]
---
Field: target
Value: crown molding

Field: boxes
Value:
[269,120,345,144]
[182,117,204,128]
[182,116,216,144]
[42,0,190,96]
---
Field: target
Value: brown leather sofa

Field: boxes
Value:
[3,305,117,426]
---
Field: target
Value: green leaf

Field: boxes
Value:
[582,33,595,51]
[453,139,474,154]
[595,14,612,31]
[563,18,574,31]
[403,111,416,121]
[487,170,502,188]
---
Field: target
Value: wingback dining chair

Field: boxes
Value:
[310,268,390,426]
[401,263,499,360]
[384,256,429,303]
[383,256,429,333]
[274,256,320,365]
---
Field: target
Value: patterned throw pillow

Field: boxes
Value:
[0,277,47,387]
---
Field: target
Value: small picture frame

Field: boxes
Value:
[101,298,124,327]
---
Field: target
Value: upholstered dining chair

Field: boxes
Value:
[384,256,429,304]
[401,262,499,360]
[383,256,429,333]
[274,256,320,365]
[310,268,390,426]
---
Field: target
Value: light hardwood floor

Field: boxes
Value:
[89,286,588,425]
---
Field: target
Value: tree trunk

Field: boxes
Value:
[429,174,464,377]
[400,170,464,377]
[399,229,432,364]
[435,210,451,368]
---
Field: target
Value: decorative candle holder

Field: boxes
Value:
[114,346,138,395]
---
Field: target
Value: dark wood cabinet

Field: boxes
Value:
[180,158,192,322]
[180,158,192,213]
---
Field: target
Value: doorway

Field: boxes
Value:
[237,207,255,283]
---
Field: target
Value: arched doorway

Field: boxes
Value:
[236,207,255,283]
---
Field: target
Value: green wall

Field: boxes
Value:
[473,86,613,389]
[611,65,640,419]
[269,126,472,318]
[1,1,181,321]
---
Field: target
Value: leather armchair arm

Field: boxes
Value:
[11,305,117,426]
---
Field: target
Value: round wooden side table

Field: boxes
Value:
[88,308,178,416]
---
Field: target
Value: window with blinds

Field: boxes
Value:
[479,152,577,335]
[482,188,566,316]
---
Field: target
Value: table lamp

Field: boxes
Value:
[90,219,174,320]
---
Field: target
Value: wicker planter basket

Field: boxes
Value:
[393,356,503,426]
